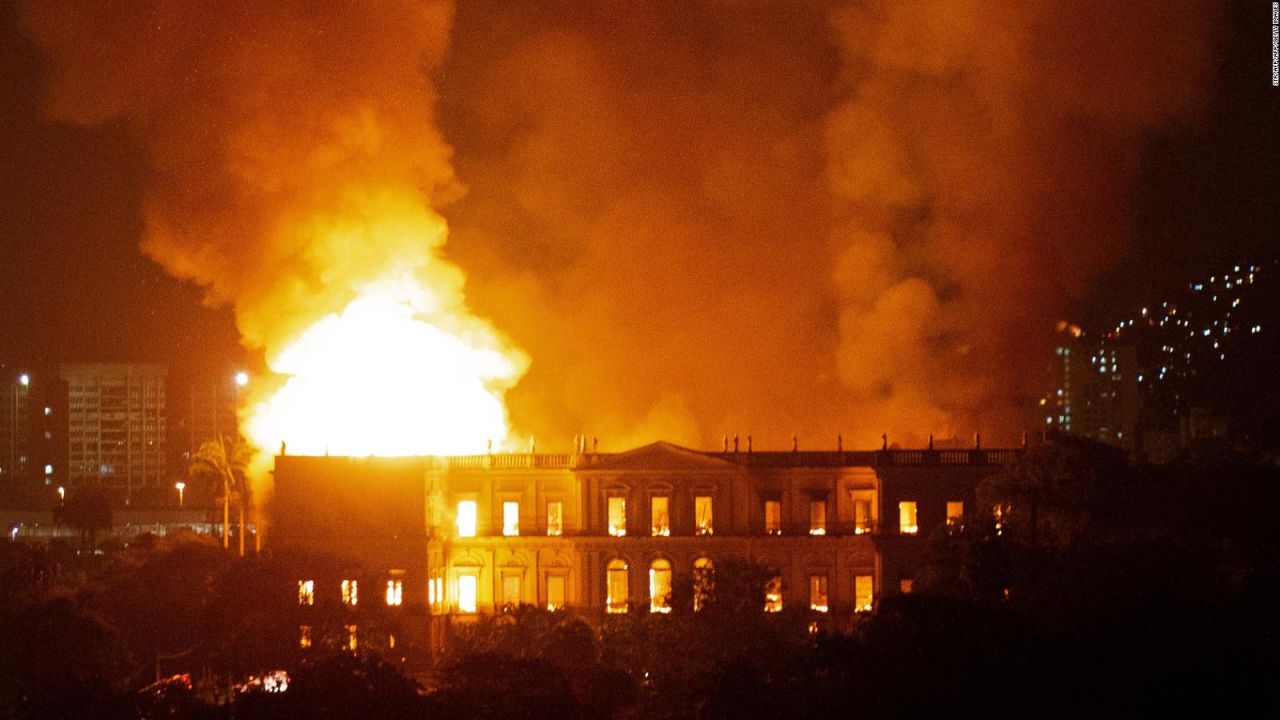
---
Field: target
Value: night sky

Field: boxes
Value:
[1,0,1276,445]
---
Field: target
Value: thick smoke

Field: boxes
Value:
[20,0,473,365]
[442,0,1217,449]
[23,0,1218,452]
[823,0,1217,440]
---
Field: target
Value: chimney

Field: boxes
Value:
[722,434,728,453]
[792,433,798,452]
[837,434,843,452]
[881,433,888,451]
[974,432,982,450]
[530,436,536,454]
[747,435,753,453]
[592,436,598,453]
[928,434,934,450]
[733,434,739,453]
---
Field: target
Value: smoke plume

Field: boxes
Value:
[23,0,1219,452]
[441,0,1217,449]
[20,0,479,369]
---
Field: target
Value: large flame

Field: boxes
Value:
[244,275,527,457]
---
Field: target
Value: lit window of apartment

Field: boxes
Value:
[457,499,477,538]
[546,501,563,536]
[298,580,314,606]
[764,499,782,535]
[344,624,358,652]
[385,579,403,607]
[606,559,629,614]
[695,496,714,535]
[428,577,437,607]
[693,557,714,612]
[854,575,874,612]
[649,559,672,613]
[503,500,520,536]
[341,579,358,606]
[608,496,627,537]
[546,575,566,611]
[946,501,964,527]
[458,574,478,613]
[299,625,312,649]
[764,576,783,613]
[501,574,521,609]
[809,498,827,535]
[809,575,829,612]
[651,496,670,536]
[898,501,918,535]
[899,578,914,594]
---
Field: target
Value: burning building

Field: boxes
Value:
[271,439,1017,652]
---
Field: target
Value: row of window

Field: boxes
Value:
[606,495,714,537]
[426,571,568,615]
[299,624,365,652]
[453,498,965,538]
[604,558,876,615]
[297,576,404,607]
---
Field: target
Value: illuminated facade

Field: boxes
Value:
[271,442,1017,650]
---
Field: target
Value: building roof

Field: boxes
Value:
[573,441,741,472]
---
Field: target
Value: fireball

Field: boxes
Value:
[243,275,527,457]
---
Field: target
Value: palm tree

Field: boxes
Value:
[188,437,252,556]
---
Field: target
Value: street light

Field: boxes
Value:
[18,374,29,387]
[57,486,65,504]
[234,371,249,387]
[175,481,186,507]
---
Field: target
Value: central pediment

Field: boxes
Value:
[579,441,739,472]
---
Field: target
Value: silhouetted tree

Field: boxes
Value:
[189,437,252,554]
[53,485,113,552]
[235,653,426,719]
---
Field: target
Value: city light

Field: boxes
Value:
[234,371,249,387]
[175,481,186,506]
[17,374,28,386]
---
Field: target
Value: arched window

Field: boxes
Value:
[606,559,629,614]
[649,559,672,613]
[693,557,714,612]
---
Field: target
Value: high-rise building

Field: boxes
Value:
[0,371,33,485]
[0,368,66,490]
[61,363,167,498]
[179,373,244,457]
[1041,327,1139,451]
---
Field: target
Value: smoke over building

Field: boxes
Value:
[20,0,1221,456]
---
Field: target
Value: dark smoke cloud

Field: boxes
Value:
[22,0,1219,452]
[443,0,1217,449]
[21,0,461,354]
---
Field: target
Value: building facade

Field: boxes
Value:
[272,441,1017,654]
[1041,330,1139,451]
[61,363,167,497]
[0,368,67,491]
